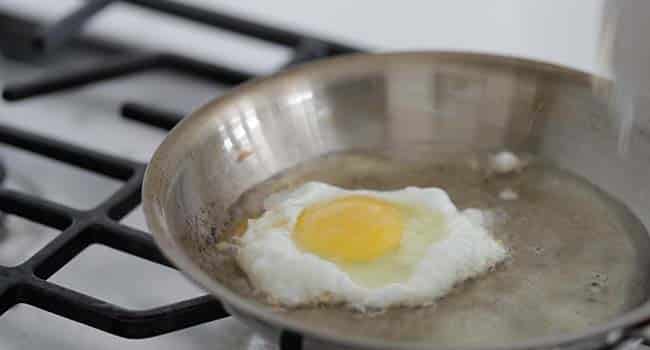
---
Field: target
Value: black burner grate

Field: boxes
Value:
[0,1,362,348]
[0,123,227,338]
[3,0,361,132]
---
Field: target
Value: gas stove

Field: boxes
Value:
[0,2,358,349]
[0,2,622,350]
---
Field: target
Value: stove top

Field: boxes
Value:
[0,3,358,349]
[2,3,640,350]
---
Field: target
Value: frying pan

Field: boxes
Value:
[142,52,650,350]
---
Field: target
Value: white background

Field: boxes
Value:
[0,1,614,349]
[3,0,606,74]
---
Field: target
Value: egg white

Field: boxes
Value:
[236,182,507,309]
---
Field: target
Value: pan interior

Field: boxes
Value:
[147,53,650,348]
[187,150,650,347]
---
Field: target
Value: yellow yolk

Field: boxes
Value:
[294,196,405,263]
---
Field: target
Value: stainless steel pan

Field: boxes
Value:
[142,52,650,350]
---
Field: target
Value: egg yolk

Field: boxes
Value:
[294,196,405,263]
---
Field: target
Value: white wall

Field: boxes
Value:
[203,1,605,72]
[2,0,605,73]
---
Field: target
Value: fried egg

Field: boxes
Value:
[236,182,507,309]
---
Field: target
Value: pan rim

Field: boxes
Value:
[142,50,649,350]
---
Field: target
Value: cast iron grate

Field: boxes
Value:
[0,1,361,348]
[2,0,360,131]
[0,123,225,338]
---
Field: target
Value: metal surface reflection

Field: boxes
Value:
[144,52,650,350]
